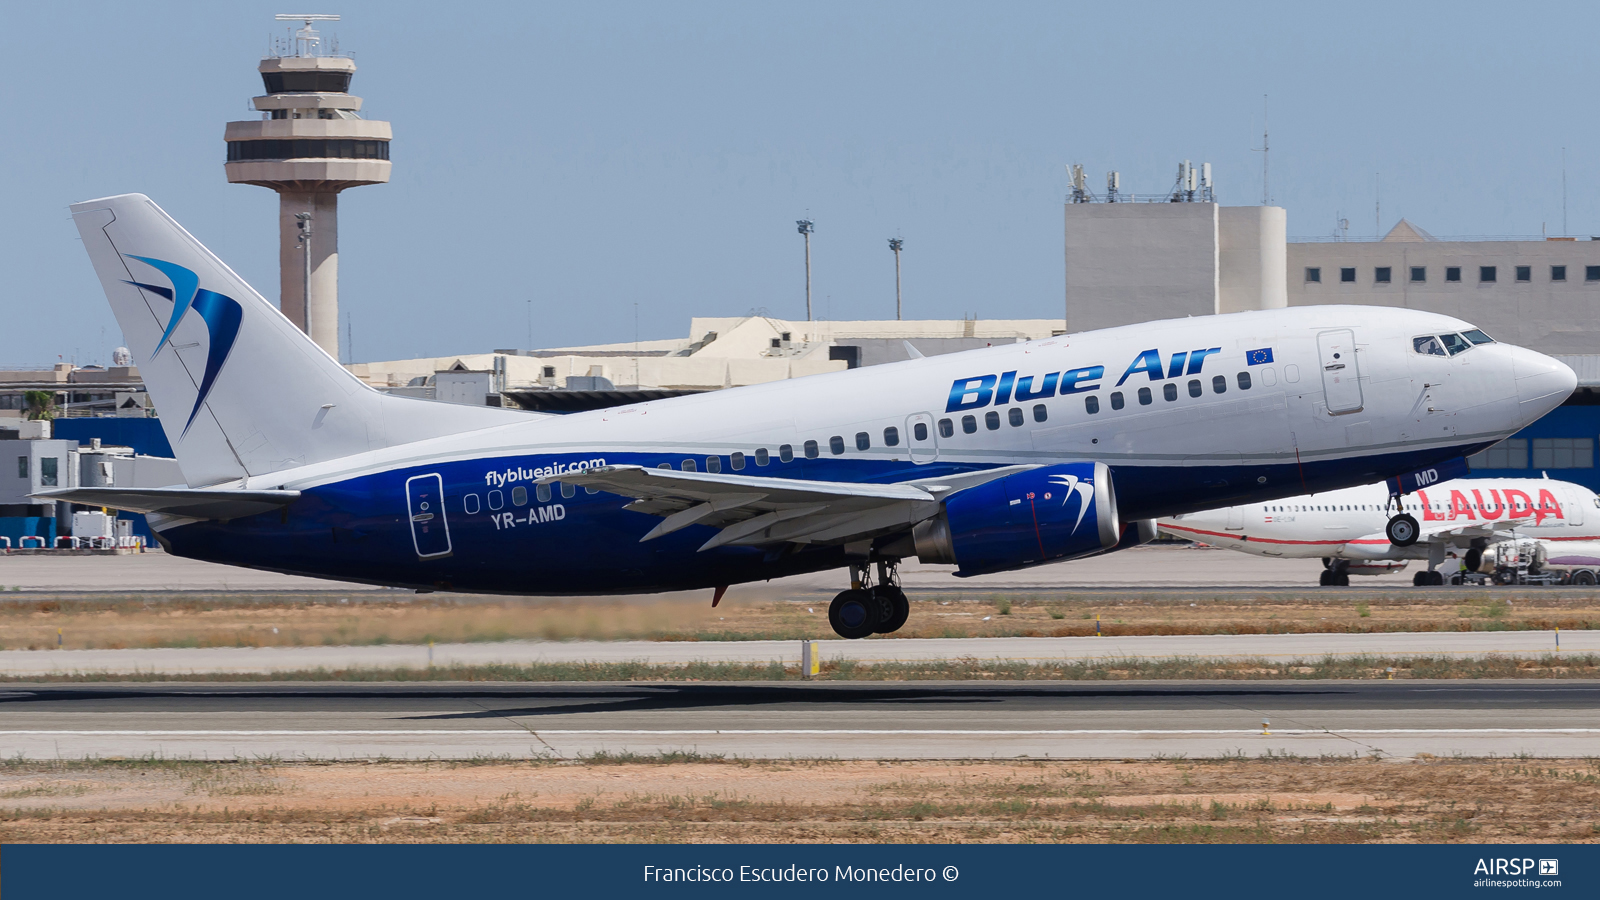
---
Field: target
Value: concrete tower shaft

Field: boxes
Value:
[223,26,390,359]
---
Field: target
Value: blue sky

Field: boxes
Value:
[2,1,1595,367]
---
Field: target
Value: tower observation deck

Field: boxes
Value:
[224,14,390,357]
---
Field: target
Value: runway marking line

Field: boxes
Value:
[4,729,1600,737]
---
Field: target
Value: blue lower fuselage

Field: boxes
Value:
[160,442,1488,594]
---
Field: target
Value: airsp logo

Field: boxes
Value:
[1473,858,1552,876]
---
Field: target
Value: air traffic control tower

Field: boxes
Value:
[224,14,391,358]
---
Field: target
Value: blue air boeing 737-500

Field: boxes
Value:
[44,194,1576,637]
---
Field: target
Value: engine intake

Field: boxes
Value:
[913,461,1120,576]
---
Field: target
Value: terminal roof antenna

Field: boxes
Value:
[274,14,340,58]
[1251,94,1269,204]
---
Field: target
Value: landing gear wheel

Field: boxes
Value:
[871,585,910,634]
[1319,569,1334,586]
[1463,549,1483,573]
[1414,570,1445,586]
[1333,572,1350,587]
[828,589,880,639]
[1386,513,1420,547]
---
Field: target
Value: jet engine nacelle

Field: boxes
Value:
[912,461,1119,576]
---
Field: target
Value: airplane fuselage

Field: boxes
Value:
[153,307,1559,593]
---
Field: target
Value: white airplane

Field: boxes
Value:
[42,194,1575,637]
[1159,476,1600,585]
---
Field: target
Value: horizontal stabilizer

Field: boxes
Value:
[32,487,299,521]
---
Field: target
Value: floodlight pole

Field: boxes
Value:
[295,212,314,336]
[888,238,904,320]
[797,219,814,321]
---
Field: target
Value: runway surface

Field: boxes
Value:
[2,680,1595,760]
[0,543,1412,593]
[0,629,1587,676]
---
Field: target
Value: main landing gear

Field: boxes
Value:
[1319,558,1351,587]
[828,560,909,640]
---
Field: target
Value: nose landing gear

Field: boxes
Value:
[1386,513,1420,547]
[828,560,909,639]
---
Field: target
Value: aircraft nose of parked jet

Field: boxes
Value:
[1508,345,1577,423]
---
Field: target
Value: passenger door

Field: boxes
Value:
[906,412,938,464]
[1317,329,1364,415]
[405,473,453,560]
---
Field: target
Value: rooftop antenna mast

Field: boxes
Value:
[274,14,340,58]
[1251,94,1269,204]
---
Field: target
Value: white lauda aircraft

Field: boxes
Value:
[1159,476,1600,585]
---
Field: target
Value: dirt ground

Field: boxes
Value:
[1,591,1598,651]
[1,757,1596,844]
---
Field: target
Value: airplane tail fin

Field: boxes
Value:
[70,193,528,487]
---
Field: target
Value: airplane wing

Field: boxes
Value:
[1417,518,1523,544]
[32,487,300,520]
[544,464,1034,551]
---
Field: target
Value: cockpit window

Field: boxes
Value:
[1440,333,1471,355]
[1462,329,1495,345]
[1412,335,1446,356]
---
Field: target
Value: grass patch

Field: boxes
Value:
[3,653,1597,683]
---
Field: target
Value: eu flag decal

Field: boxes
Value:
[1246,348,1275,365]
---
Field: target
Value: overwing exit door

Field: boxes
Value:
[406,473,453,559]
[1317,329,1364,414]
[906,412,938,464]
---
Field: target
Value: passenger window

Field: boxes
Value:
[884,426,900,447]
[681,458,697,472]
[464,493,481,514]
[913,422,928,441]
[1034,403,1048,422]
[830,435,846,455]
[1110,391,1125,410]
[803,440,819,459]
[512,486,528,506]
[1413,335,1447,356]
[1138,387,1152,405]
[1440,333,1470,355]
[489,490,504,510]
[1008,407,1023,427]
[706,456,721,473]
[1085,396,1099,414]
[1188,379,1202,398]
[938,418,954,438]
[961,415,977,434]
[985,411,1001,430]
[779,444,793,463]
[657,463,671,470]
[536,483,551,502]
[1237,371,1251,390]
[1212,375,1226,394]
[731,451,746,470]
[562,482,575,499]
[1162,383,1177,402]
[585,486,598,494]
[855,432,870,451]
[756,448,771,466]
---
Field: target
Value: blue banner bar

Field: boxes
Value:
[4,844,1594,899]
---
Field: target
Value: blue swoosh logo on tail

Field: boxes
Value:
[122,256,243,437]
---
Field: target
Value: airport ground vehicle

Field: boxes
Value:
[46,194,1575,636]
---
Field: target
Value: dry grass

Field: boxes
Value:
[1,756,1596,843]
[1,590,1598,651]
[6,653,1598,683]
